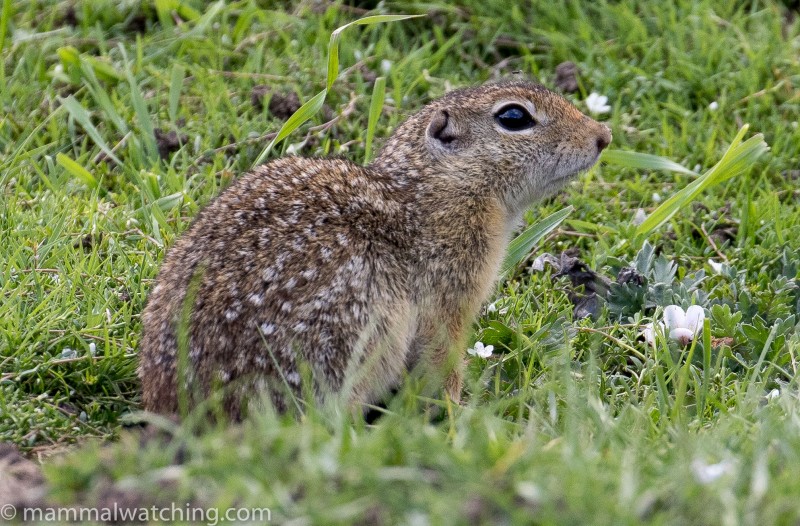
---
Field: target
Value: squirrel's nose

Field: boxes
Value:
[595,125,612,153]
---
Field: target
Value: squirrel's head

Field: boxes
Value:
[376,81,611,217]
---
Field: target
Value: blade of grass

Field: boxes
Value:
[253,14,422,166]
[501,206,573,278]
[58,46,123,83]
[168,64,185,123]
[364,76,386,163]
[601,149,698,175]
[58,96,122,166]
[698,317,712,421]
[120,45,158,163]
[745,323,779,400]
[79,60,128,135]
[253,89,327,166]
[0,0,11,90]
[634,125,768,240]
[326,15,424,90]
[185,0,224,38]
[671,336,699,423]
[56,153,97,189]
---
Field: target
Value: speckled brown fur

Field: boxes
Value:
[139,80,611,418]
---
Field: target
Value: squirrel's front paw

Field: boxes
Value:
[444,369,463,405]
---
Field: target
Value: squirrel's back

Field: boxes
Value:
[140,157,417,415]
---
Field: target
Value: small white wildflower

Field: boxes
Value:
[693,164,702,173]
[486,300,509,315]
[516,481,542,503]
[708,101,719,111]
[707,259,723,275]
[652,192,662,203]
[467,342,494,358]
[585,92,611,115]
[632,208,647,226]
[53,64,64,75]
[641,322,659,347]
[380,59,392,74]
[669,327,695,346]
[664,305,705,345]
[88,342,96,356]
[286,138,308,155]
[641,305,706,347]
[691,458,735,484]
[405,511,430,526]
[766,388,780,400]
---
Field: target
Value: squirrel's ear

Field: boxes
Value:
[425,109,459,151]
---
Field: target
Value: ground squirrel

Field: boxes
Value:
[139,80,611,418]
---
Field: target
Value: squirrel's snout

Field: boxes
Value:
[595,125,612,153]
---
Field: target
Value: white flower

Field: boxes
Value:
[380,59,392,74]
[516,481,542,503]
[641,323,659,347]
[708,101,719,111]
[641,305,706,347]
[632,208,647,226]
[707,259,723,275]
[585,92,611,115]
[485,300,508,316]
[652,192,662,203]
[467,342,494,358]
[766,388,780,401]
[88,342,96,356]
[691,458,735,484]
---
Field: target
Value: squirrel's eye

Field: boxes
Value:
[495,105,535,131]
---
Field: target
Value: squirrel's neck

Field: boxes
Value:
[370,127,498,200]
[369,125,517,317]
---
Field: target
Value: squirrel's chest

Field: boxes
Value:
[414,201,509,311]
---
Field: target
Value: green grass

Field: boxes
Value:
[2,0,800,523]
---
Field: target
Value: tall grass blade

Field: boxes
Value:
[120,45,158,162]
[634,125,768,240]
[0,0,11,88]
[186,0,223,37]
[253,89,327,166]
[253,14,422,167]
[326,15,424,90]
[364,76,386,163]
[56,153,97,189]
[168,64,185,123]
[501,206,573,278]
[601,149,697,175]
[58,96,122,166]
[79,60,128,135]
